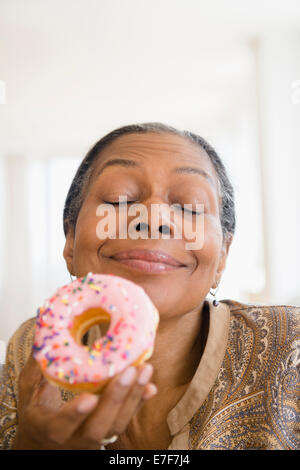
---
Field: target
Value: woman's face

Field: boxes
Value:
[64,132,232,318]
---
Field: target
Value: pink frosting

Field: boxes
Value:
[33,273,159,387]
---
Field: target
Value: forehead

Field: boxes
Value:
[92,132,221,193]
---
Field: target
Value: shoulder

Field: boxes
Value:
[6,317,36,378]
[221,299,299,338]
[219,298,300,386]
[218,299,300,449]
[222,297,299,336]
[192,300,299,449]
[220,298,299,365]
[221,297,300,317]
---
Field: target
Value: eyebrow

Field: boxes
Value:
[95,159,215,188]
[174,166,215,187]
[95,158,140,177]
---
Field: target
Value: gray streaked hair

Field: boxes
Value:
[63,122,236,242]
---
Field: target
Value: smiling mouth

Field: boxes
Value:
[108,249,186,274]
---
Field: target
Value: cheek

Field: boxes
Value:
[194,218,223,274]
[73,205,104,256]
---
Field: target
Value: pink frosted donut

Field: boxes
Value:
[33,273,159,393]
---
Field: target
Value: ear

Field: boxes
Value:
[63,221,75,276]
[212,233,233,289]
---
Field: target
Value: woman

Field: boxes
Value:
[0,123,299,450]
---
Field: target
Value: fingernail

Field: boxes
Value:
[138,364,153,385]
[77,395,98,413]
[119,366,136,386]
[143,383,157,399]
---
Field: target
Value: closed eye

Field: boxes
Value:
[172,203,204,216]
[103,200,136,206]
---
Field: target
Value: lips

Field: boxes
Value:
[109,249,186,273]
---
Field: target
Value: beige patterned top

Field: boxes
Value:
[0,299,299,450]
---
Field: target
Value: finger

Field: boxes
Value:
[109,364,154,435]
[46,393,100,445]
[34,380,63,410]
[19,354,44,386]
[19,354,63,411]
[142,383,157,401]
[134,383,158,415]
[79,366,138,443]
[18,354,46,408]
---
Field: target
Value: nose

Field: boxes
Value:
[135,222,171,236]
[132,202,177,239]
[158,224,171,235]
[135,222,149,232]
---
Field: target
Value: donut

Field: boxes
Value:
[32,273,159,393]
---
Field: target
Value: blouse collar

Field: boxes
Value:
[166,299,231,436]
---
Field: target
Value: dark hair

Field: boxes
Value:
[63,122,236,242]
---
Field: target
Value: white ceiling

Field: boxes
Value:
[2,0,300,37]
[0,0,299,156]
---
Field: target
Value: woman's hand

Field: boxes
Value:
[12,354,157,449]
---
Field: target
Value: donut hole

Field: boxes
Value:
[70,307,111,346]
[81,321,110,345]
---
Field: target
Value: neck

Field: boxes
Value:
[148,299,208,392]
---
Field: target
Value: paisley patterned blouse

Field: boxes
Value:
[0,299,299,450]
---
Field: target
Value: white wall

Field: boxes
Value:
[256,33,300,304]
[0,0,300,348]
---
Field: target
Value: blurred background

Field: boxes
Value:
[0,0,300,357]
